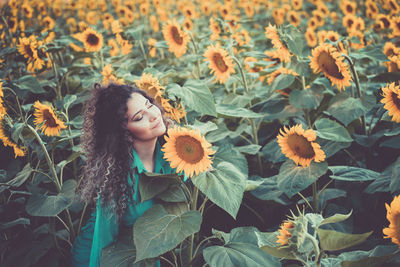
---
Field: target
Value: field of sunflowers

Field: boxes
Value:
[1,0,400,266]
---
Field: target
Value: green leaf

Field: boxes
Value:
[352,47,387,62]
[380,136,400,148]
[328,166,379,181]
[260,245,297,260]
[318,139,351,158]
[213,143,248,177]
[11,123,25,144]
[315,118,353,142]
[289,89,321,109]
[101,226,156,267]
[317,229,372,251]
[133,205,201,262]
[236,144,261,155]
[167,80,217,116]
[7,164,32,187]
[191,120,218,135]
[204,243,281,267]
[63,94,77,110]
[250,175,287,205]
[16,75,45,93]
[277,161,328,198]
[138,172,181,202]
[327,94,370,126]
[157,184,187,202]
[339,245,398,267]
[26,179,76,216]
[261,139,286,163]
[270,74,295,91]
[319,210,352,227]
[370,72,400,83]
[216,104,264,118]
[0,218,30,229]
[192,161,247,219]
[390,156,400,194]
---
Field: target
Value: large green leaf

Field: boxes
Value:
[260,245,297,260]
[319,210,352,227]
[213,143,248,177]
[339,245,398,267]
[390,156,400,194]
[6,164,32,187]
[16,75,45,93]
[326,94,370,126]
[315,118,353,142]
[192,161,247,219]
[138,172,181,202]
[317,229,372,251]
[250,175,288,205]
[328,166,379,181]
[270,74,295,91]
[26,179,76,216]
[167,79,216,116]
[216,104,264,118]
[133,205,201,262]
[277,161,328,198]
[101,227,156,267]
[289,89,321,109]
[203,242,281,267]
[236,144,261,155]
[318,139,351,158]
[261,139,286,163]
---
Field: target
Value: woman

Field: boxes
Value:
[71,83,173,267]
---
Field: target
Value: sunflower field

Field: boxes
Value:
[1,0,400,266]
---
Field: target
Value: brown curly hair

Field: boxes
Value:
[77,83,170,219]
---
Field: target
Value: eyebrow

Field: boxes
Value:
[130,99,149,121]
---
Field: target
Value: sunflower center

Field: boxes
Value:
[396,22,400,30]
[369,4,377,13]
[43,109,58,127]
[24,45,34,58]
[317,51,344,79]
[391,92,400,110]
[346,19,354,28]
[287,134,315,159]
[212,53,228,72]
[175,135,205,164]
[171,26,183,45]
[87,33,99,45]
[346,5,353,13]
[381,18,390,28]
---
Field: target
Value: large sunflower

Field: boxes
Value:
[277,124,326,167]
[203,44,236,84]
[309,43,352,91]
[17,36,39,61]
[265,24,291,63]
[381,83,400,123]
[33,101,66,136]
[383,195,400,247]
[162,20,189,58]
[162,127,215,178]
[77,28,103,52]
[134,73,165,100]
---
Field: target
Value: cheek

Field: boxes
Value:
[127,122,149,137]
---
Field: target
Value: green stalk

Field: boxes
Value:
[343,54,367,135]
[312,181,318,212]
[188,187,199,266]
[249,118,263,175]
[138,40,148,67]
[232,56,249,94]
[49,53,62,100]
[305,232,321,267]
[188,31,201,78]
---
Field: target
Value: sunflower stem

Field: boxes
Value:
[312,181,318,212]
[188,31,201,79]
[305,232,320,266]
[249,118,263,175]
[343,54,367,135]
[26,124,61,192]
[232,56,249,94]
[188,186,199,266]
[138,40,148,67]
[49,52,62,100]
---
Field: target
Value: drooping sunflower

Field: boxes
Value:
[267,67,299,85]
[265,24,292,63]
[33,101,66,136]
[135,73,165,99]
[277,124,326,167]
[162,127,215,178]
[77,28,103,52]
[276,220,294,246]
[203,44,236,84]
[383,195,400,247]
[309,43,352,91]
[162,20,190,58]
[0,117,26,158]
[381,83,400,123]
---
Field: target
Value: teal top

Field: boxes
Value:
[71,141,173,267]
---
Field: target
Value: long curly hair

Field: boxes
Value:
[78,83,169,219]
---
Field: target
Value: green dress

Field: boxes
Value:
[71,142,172,267]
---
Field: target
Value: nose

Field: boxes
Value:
[148,111,157,122]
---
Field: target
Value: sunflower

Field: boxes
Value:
[17,36,38,60]
[277,124,326,167]
[318,3,330,16]
[376,14,392,29]
[108,38,119,57]
[203,44,236,84]
[209,18,221,40]
[272,8,285,25]
[391,16,400,37]
[308,17,319,30]
[265,24,292,63]
[162,20,190,58]
[162,127,215,178]
[342,14,357,32]
[0,117,26,158]
[148,38,157,58]
[76,28,103,52]
[33,101,66,136]
[277,220,294,246]
[383,195,400,247]
[183,18,194,31]
[381,83,400,123]
[7,16,18,33]
[341,0,357,15]
[366,0,378,18]
[309,43,352,91]
[183,5,196,20]
[134,73,165,99]
[384,56,400,72]
[244,3,254,18]
[349,31,365,50]
[21,3,33,18]
[384,42,400,57]
[200,2,212,16]
[166,103,186,123]
[312,10,325,27]
[292,0,302,10]
[286,12,299,28]
[325,30,340,43]
[139,2,150,16]
[101,64,123,85]
[232,29,251,47]
[42,16,55,31]
[150,15,160,32]
[305,29,317,47]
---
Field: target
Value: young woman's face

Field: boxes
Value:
[125,93,166,141]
